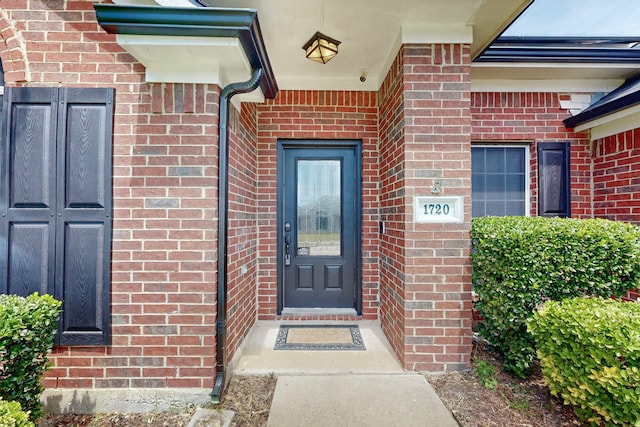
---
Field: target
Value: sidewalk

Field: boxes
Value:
[267,374,459,427]
[232,321,459,427]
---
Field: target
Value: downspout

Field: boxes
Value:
[212,67,263,403]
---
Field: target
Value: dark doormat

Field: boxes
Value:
[274,324,366,350]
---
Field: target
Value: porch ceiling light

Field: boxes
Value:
[302,31,340,64]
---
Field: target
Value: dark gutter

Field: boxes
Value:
[213,68,263,402]
[93,4,278,99]
[476,36,640,63]
[93,3,278,401]
[564,74,640,128]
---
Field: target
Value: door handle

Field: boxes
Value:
[284,235,291,265]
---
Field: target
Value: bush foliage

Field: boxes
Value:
[0,399,33,427]
[0,293,61,420]
[471,216,640,377]
[529,297,640,425]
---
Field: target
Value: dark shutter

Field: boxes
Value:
[1,88,58,296]
[538,142,571,218]
[1,87,113,346]
[56,88,113,346]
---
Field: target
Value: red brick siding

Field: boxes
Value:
[1,3,219,389]
[378,44,473,372]
[625,289,640,302]
[225,102,259,362]
[255,90,380,321]
[404,44,473,372]
[592,129,640,303]
[471,92,592,217]
[593,128,640,224]
[0,13,28,82]
[378,46,407,366]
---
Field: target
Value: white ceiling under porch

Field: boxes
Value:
[112,0,531,94]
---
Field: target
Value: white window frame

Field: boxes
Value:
[471,143,531,217]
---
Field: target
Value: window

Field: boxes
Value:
[1,87,114,346]
[472,145,529,217]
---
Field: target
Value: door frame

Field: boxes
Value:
[276,139,362,315]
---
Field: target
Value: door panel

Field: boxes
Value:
[280,144,359,309]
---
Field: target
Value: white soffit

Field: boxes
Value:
[112,0,530,92]
[576,104,640,141]
[194,0,529,91]
[471,62,637,93]
[471,79,625,93]
[115,35,265,103]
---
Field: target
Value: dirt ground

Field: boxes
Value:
[427,343,582,427]
[37,376,277,427]
[37,346,580,427]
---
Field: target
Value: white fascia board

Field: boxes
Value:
[116,34,265,105]
[154,0,196,6]
[276,76,380,92]
[575,105,640,141]
[112,0,156,5]
[471,79,624,93]
[402,25,473,44]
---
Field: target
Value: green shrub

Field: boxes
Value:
[0,293,61,420]
[0,399,34,427]
[529,297,640,426]
[472,216,640,377]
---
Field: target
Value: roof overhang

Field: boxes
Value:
[93,3,278,102]
[563,75,640,140]
[96,0,530,92]
[473,36,640,93]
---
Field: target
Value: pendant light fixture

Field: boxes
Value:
[302,31,341,64]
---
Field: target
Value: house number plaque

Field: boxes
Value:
[414,196,463,223]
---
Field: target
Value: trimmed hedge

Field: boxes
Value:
[0,399,33,427]
[472,216,640,377]
[529,297,640,425]
[0,293,61,420]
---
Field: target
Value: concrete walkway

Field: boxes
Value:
[267,374,458,427]
[232,321,459,427]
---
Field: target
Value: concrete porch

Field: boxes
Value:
[231,321,404,375]
[231,321,460,426]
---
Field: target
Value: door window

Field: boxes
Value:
[296,160,341,256]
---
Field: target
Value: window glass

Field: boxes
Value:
[472,146,528,217]
[296,160,341,256]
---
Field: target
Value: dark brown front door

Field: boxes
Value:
[278,141,361,311]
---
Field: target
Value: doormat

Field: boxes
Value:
[274,324,366,350]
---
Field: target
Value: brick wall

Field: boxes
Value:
[471,92,592,217]
[592,128,640,224]
[255,90,380,320]
[378,46,406,365]
[1,2,220,389]
[378,44,473,372]
[592,128,640,303]
[225,102,259,362]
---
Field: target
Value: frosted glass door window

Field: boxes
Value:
[296,160,341,256]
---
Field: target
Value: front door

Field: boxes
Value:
[278,141,361,312]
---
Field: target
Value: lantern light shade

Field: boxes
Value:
[302,31,341,64]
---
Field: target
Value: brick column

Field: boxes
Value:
[379,43,472,372]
